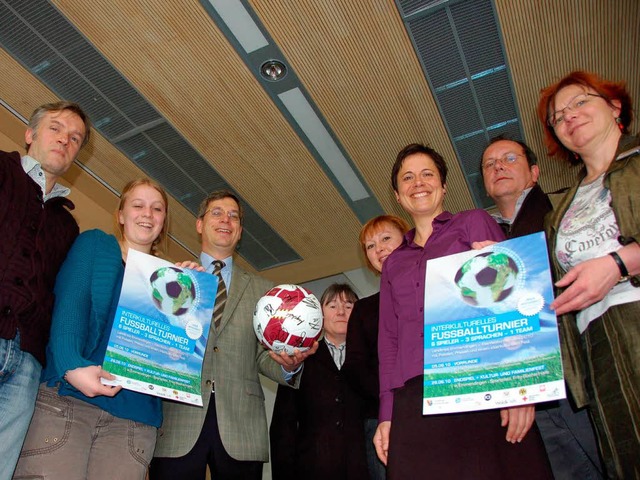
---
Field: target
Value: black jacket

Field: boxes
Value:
[270,340,368,480]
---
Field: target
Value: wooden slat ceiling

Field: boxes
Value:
[1,0,638,284]
[495,0,640,189]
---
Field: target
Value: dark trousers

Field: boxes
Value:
[388,376,553,480]
[536,397,604,479]
[582,305,640,480]
[149,393,262,480]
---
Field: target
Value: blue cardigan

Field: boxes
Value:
[42,229,162,427]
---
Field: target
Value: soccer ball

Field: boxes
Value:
[253,284,323,355]
[454,251,519,307]
[150,266,196,316]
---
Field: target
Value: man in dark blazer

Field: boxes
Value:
[481,137,604,480]
[150,190,317,480]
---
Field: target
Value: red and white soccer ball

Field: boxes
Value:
[253,284,323,355]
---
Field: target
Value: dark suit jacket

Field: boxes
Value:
[342,292,380,419]
[155,264,295,462]
[500,184,552,239]
[270,340,368,480]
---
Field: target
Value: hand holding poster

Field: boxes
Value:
[102,249,217,406]
[423,232,565,414]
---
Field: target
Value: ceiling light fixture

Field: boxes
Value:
[201,0,383,221]
[278,88,369,202]
[207,0,268,53]
[260,60,287,81]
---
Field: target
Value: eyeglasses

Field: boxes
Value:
[482,152,525,170]
[547,93,602,127]
[203,208,241,222]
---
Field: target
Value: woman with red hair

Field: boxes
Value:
[538,71,640,478]
[342,215,410,480]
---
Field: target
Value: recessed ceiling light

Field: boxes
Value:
[260,60,287,81]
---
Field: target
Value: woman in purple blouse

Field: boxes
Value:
[373,143,552,479]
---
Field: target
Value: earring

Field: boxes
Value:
[616,117,624,132]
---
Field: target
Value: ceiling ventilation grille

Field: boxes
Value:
[0,0,301,270]
[397,0,524,208]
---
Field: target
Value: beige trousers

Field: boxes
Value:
[14,385,156,480]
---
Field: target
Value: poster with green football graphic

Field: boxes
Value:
[422,232,565,414]
[101,249,217,406]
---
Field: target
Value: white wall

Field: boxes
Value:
[301,266,379,300]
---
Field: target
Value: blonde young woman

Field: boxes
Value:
[16,179,170,480]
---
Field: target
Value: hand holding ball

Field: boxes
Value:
[253,284,323,355]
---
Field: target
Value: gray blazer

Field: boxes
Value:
[154,264,296,461]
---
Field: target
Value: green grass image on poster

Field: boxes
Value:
[104,349,201,395]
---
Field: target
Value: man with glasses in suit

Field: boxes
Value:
[151,190,317,480]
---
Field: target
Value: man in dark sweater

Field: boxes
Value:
[481,137,604,480]
[0,101,90,478]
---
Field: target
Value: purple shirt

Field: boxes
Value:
[378,210,505,421]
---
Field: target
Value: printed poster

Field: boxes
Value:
[423,232,565,415]
[102,249,217,406]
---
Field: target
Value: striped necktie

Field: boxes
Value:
[212,260,227,330]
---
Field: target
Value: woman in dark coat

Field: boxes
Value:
[342,215,409,480]
[270,283,368,480]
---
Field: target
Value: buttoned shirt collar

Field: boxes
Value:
[324,338,346,370]
[491,187,533,225]
[403,211,453,248]
[22,155,71,201]
[200,252,233,290]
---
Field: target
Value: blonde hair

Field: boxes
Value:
[114,178,169,256]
